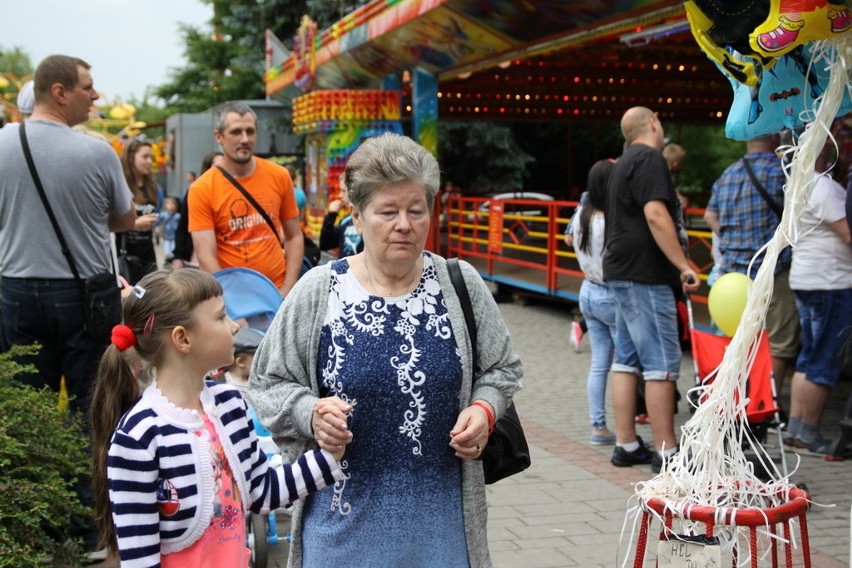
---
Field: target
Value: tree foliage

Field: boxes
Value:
[0,45,33,82]
[439,121,534,194]
[667,125,745,207]
[155,0,370,114]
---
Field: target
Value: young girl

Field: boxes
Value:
[90,269,350,567]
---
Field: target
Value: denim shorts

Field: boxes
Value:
[609,280,681,381]
[794,288,852,387]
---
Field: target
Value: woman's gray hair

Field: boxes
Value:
[343,133,441,211]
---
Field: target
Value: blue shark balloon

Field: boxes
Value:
[722,43,852,140]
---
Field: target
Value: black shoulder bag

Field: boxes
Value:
[19,123,121,340]
[216,165,282,245]
[447,258,530,484]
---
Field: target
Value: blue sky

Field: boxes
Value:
[1,0,212,103]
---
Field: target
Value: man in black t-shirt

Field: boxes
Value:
[603,107,699,473]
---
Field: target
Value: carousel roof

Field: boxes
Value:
[266,0,733,124]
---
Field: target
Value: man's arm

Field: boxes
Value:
[703,209,720,234]
[192,229,223,274]
[280,217,305,297]
[108,205,137,233]
[829,218,851,245]
[644,200,700,292]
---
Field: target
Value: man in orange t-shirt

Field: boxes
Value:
[189,101,303,296]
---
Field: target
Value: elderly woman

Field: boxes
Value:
[250,133,523,567]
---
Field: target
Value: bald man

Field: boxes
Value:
[603,107,699,473]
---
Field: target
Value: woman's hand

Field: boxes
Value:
[135,213,158,231]
[312,397,353,454]
[118,276,133,301]
[449,405,492,460]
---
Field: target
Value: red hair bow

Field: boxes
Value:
[111,324,137,352]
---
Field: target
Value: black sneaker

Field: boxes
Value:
[651,446,679,474]
[611,436,653,467]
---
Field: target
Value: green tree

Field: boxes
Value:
[667,125,745,207]
[439,121,534,193]
[0,45,33,81]
[155,0,369,114]
[0,45,34,109]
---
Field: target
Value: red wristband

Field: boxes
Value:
[470,400,495,434]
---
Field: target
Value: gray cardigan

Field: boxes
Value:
[249,252,523,568]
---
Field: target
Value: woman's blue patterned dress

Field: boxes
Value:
[301,253,469,567]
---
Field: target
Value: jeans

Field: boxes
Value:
[579,280,617,429]
[0,277,107,423]
[609,280,681,381]
[794,288,852,387]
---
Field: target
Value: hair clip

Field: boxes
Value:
[143,314,156,336]
[132,285,147,299]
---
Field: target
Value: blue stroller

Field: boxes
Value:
[213,267,283,332]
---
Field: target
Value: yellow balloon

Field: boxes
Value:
[708,272,752,337]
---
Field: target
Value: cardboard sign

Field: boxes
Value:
[487,200,504,254]
[658,535,721,568]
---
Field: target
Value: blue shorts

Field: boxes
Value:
[794,288,852,388]
[609,281,681,382]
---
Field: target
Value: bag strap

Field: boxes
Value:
[19,123,84,289]
[216,165,282,246]
[742,158,783,219]
[447,258,477,372]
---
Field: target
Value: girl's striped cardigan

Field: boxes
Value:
[107,380,342,567]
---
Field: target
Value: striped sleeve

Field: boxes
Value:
[107,428,162,567]
[285,448,342,503]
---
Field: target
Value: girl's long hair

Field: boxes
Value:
[90,269,222,552]
[577,159,615,253]
[121,138,159,207]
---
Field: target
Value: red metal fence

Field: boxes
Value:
[427,195,713,323]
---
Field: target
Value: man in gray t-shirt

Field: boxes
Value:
[0,55,134,415]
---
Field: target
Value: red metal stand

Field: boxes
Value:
[632,485,811,567]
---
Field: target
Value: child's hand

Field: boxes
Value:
[312,396,353,455]
[331,443,346,462]
[328,200,343,214]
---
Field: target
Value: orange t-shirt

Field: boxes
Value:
[188,159,297,287]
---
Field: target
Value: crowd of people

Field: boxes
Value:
[0,54,525,566]
[0,51,849,567]
[566,109,851,472]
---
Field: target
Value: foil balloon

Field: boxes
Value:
[683,0,850,86]
[723,42,852,140]
[749,0,851,60]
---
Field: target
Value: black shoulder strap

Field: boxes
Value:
[447,258,477,371]
[19,123,84,288]
[216,165,282,246]
[742,158,783,218]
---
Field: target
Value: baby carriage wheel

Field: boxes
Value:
[247,512,269,568]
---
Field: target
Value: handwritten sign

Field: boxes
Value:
[658,535,721,568]
[487,200,504,254]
